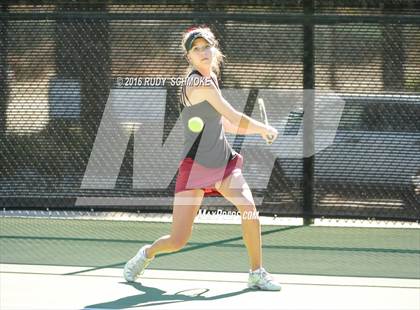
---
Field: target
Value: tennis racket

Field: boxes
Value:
[257,98,274,145]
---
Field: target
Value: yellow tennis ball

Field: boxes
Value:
[188,117,204,133]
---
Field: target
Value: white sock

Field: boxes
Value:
[250,267,264,273]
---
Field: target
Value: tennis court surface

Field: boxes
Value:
[1,215,419,310]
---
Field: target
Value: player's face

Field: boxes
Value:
[188,38,213,68]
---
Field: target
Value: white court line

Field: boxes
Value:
[2,210,419,228]
[2,264,419,310]
[1,264,419,289]
[0,210,303,226]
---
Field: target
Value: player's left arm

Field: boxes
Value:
[222,116,260,135]
[211,73,263,135]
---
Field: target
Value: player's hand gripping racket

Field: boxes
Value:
[257,98,277,145]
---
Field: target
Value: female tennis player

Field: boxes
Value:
[124,26,280,291]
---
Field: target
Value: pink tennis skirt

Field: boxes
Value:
[175,153,244,196]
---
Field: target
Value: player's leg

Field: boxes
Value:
[147,189,204,257]
[124,189,203,282]
[216,170,281,291]
[215,170,261,270]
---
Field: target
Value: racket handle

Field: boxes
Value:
[257,98,274,145]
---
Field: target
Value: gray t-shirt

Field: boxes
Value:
[180,70,235,168]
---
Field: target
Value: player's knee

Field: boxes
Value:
[237,203,259,221]
[236,201,256,214]
[169,235,190,251]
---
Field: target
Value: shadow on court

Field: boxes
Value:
[84,282,253,309]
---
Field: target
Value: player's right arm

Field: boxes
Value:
[187,79,277,142]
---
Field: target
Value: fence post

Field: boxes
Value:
[303,0,315,225]
[0,3,7,136]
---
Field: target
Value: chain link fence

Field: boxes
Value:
[0,1,419,221]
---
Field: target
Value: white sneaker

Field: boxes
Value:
[123,245,154,282]
[248,267,281,291]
